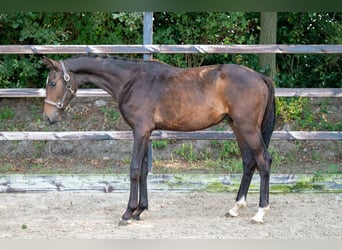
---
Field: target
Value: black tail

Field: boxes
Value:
[261,76,276,149]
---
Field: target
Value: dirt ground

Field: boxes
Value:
[0,191,341,239]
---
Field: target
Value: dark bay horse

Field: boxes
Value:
[42,56,275,224]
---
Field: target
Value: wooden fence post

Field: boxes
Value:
[143,12,153,61]
[143,12,154,172]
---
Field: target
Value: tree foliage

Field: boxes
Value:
[0,12,341,88]
[276,12,341,87]
[153,12,259,68]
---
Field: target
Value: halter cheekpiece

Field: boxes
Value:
[44,60,76,109]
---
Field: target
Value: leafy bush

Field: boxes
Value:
[276,97,308,123]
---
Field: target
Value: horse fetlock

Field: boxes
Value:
[251,206,270,224]
[227,197,247,217]
[132,214,141,221]
[132,207,147,221]
[119,210,135,226]
[122,206,136,218]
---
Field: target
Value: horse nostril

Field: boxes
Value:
[43,113,49,122]
[43,113,56,125]
[48,118,57,125]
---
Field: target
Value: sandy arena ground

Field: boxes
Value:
[0,191,341,239]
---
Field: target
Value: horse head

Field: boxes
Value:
[42,57,78,124]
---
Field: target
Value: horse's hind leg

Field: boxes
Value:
[251,147,272,223]
[228,150,256,217]
[231,123,272,223]
[245,132,271,223]
[227,126,257,217]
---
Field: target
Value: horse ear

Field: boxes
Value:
[42,56,60,70]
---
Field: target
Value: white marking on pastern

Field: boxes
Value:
[227,196,247,217]
[252,205,270,224]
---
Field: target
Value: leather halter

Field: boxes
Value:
[44,60,76,109]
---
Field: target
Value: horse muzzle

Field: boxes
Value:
[43,109,60,125]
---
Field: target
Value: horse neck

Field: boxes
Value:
[66,57,141,99]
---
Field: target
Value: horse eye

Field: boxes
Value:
[49,82,56,87]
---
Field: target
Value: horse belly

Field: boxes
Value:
[153,77,228,131]
[154,104,226,131]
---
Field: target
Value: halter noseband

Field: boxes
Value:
[44,60,76,109]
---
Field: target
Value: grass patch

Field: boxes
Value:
[174,143,199,163]
[101,107,120,123]
[221,159,243,173]
[0,107,15,120]
[152,140,169,149]
[0,164,17,173]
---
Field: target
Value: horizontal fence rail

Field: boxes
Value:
[1,174,341,193]
[0,44,341,54]
[1,88,341,98]
[0,131,341,141]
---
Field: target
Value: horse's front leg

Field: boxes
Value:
[132,152,149,221]
[120,129,151,225]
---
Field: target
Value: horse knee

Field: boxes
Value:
[242,153,254,166]
[130,168,140,181]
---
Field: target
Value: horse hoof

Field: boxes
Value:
[251,206,269,224]
[132,214,141,221]
[118,219,132,226]
[251,217,264,224]
[227,208,239,217]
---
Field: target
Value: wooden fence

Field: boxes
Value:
[1,16,342,178]
[0,44,341,142]
[0,86,341,142]
[0,14,341,193]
